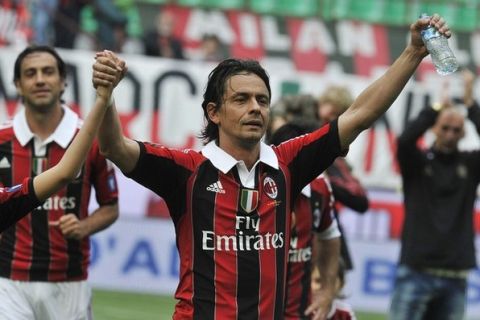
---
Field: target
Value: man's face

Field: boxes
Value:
[317,102,341,124]
[433,110,464,153]
[15,52,65,113]
[209,73,270,149]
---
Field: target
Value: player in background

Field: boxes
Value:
[268,121,341,320]
[0,46,120,320]
[0,58,122,232]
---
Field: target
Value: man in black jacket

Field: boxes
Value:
[390,69,480,320]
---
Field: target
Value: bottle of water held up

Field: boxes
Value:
[420,13,458,75]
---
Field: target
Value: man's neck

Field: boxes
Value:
[218,139,261,171]
[25,104,64,141]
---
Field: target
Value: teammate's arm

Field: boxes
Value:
[32,85,114,201]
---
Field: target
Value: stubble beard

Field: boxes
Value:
[24,95,60,114]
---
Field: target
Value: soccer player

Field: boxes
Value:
[269,121,341,320]
[0,72,119,232]
[93,14,451,320]
[0,46,120,320]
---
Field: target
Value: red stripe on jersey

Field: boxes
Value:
[173,173,195,320]
[214,173,240,319]
[11,138,33,280]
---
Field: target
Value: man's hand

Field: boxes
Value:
[409,14,451,58]
[49,214,88,240]
[92,50,127,93]
[462,68,475,107]
[305,285,335,320]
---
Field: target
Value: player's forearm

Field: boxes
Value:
[315,237,340,287]
[98,101,139,173]
[338,46,423,149]
[33,94,110,201]
[316,237,341,296]
[81,203,119,237]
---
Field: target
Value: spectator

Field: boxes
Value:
[190,34,229,62]
[53,0,89,48]
[93,0,128,51]
[30,0,58,45]
[143,9,184,59]
[390,69,480,320]
[266,94,317,142]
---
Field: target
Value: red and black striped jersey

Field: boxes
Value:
[284,175,340,319]
[0,106,118,282]
[126,121,341,319]
[0,177,41,233]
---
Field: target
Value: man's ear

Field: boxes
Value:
[14,80,23,97]
[206,102,220,125]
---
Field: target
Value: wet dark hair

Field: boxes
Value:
[13,45,66,83]
[199,59,271,144]
[268,119,319,146]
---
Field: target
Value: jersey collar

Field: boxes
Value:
[13,105,79,148]
[201,140,279,174]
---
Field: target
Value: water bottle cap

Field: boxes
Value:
[419,13,430,19]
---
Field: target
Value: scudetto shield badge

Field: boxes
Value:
[240,189,259,213]
[263,176,278,199]
[32,157,48,176]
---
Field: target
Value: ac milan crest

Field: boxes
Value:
[263,177,278,199]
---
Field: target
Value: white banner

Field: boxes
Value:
[2,47,480,216]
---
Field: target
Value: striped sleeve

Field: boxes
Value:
[0,177,41,232]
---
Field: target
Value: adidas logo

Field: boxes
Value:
[206,181,225,194]
[0,157,10,169]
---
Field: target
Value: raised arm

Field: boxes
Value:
[460,69,480,136]
[32,84,115,201]
[337,14,451,150]
[92,51,140,173]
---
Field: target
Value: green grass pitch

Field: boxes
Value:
[92,289,387,320]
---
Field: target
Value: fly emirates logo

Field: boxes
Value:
[37,195,76,211]
[202,216,284,251]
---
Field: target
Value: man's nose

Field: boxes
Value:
[34,73,45,84]
[249,98,261,112]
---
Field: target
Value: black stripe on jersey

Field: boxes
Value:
[29,148,51,280]
[236,166,260,319]
[235,201,260,319]
[192,162,217,320]
[0,140,14,277]
[299,254,311,317]
[65,168,85,279]
[270,168,288,320]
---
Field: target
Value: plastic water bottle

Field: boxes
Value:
[420,13,458,75]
